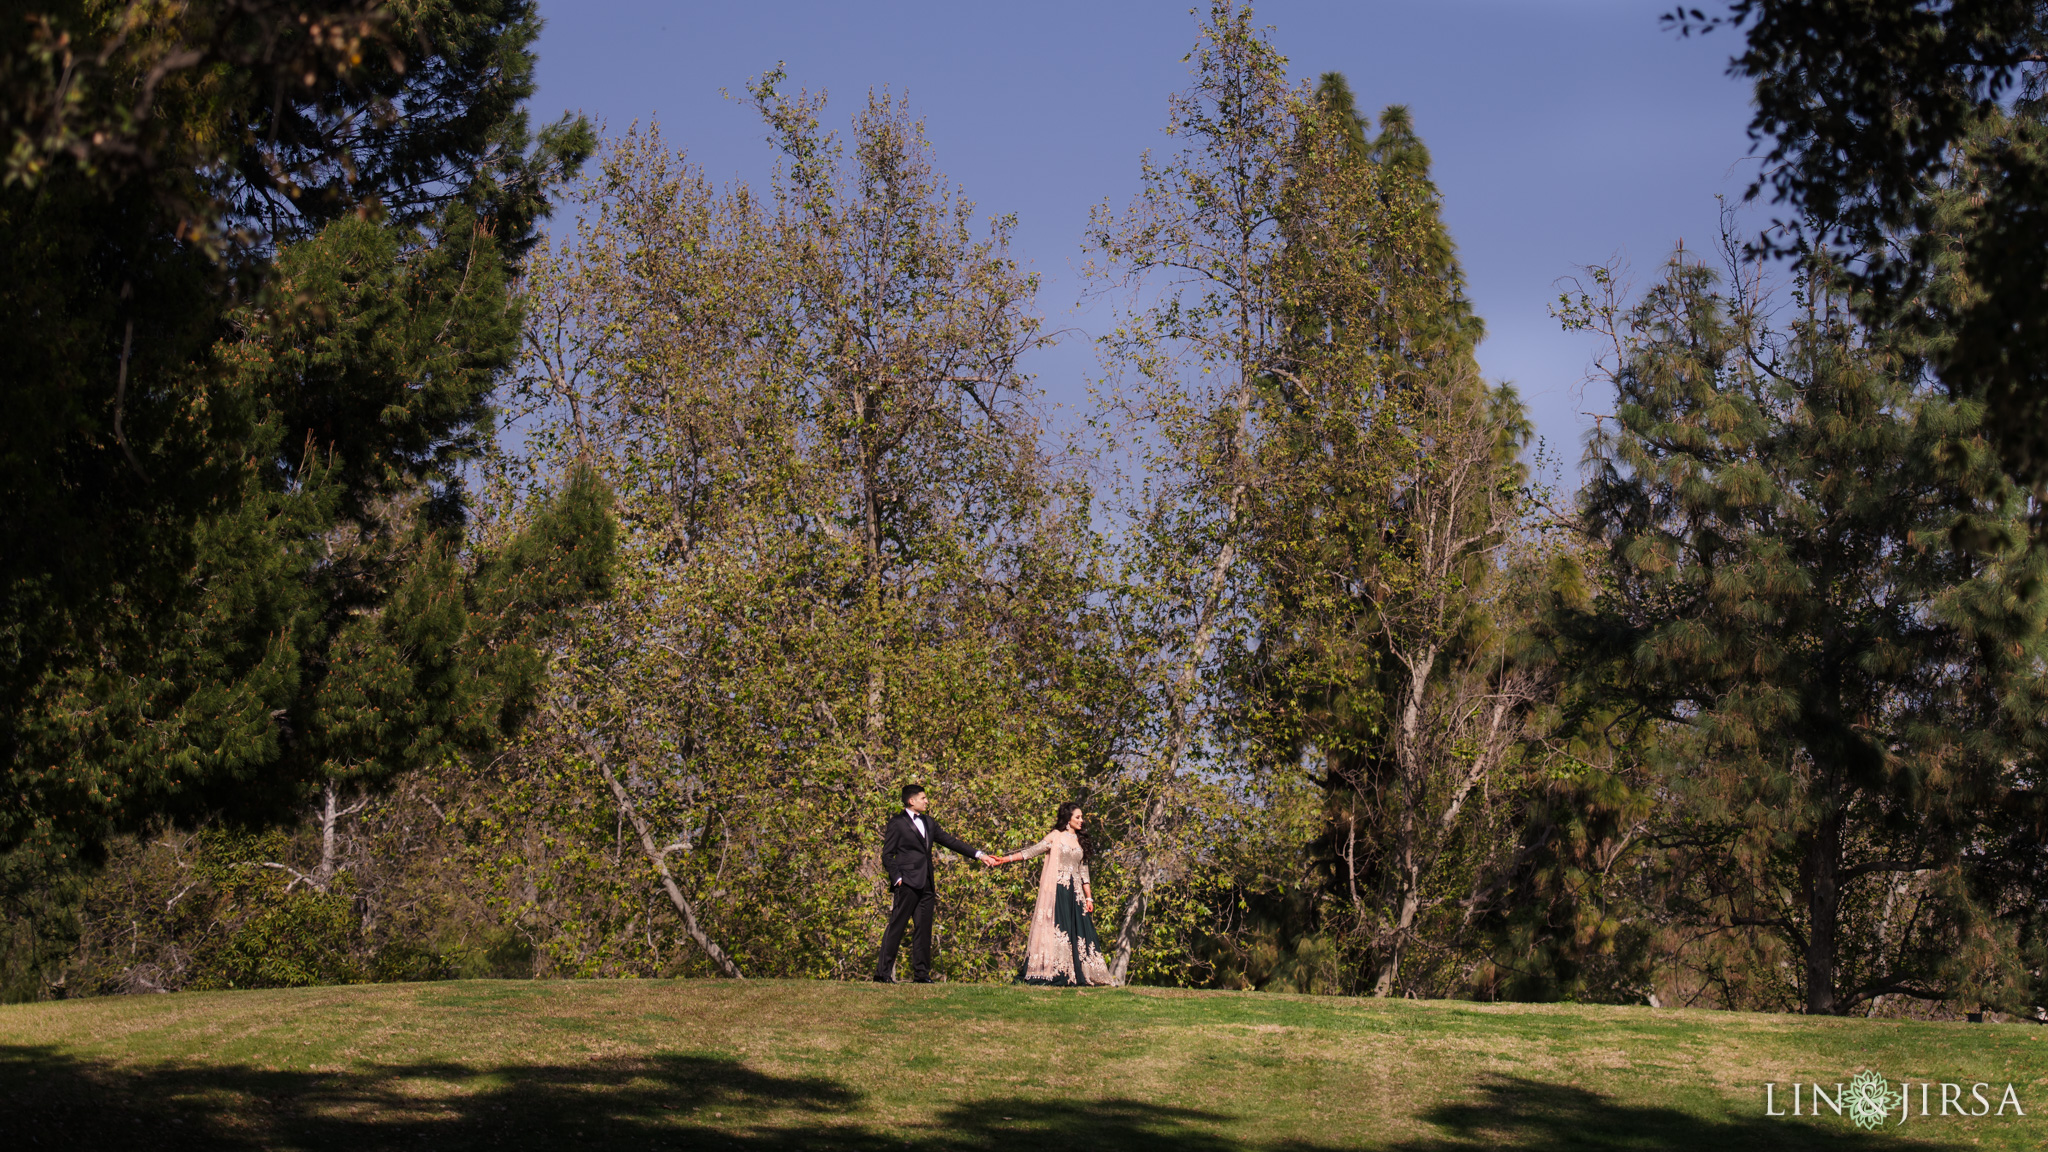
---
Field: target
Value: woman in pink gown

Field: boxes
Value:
[989,802,1115,986]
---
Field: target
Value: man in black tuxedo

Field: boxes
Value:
[875,783,994,983]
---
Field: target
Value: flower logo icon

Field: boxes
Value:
[1845,1069,1903,1129]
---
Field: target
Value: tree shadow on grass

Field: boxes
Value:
[0,1044,1242,1152]
[1379,1074,1970,1152]
[3,1044,852,1151]
[927,1095,1245,1151]
[0,1049,1975,1152]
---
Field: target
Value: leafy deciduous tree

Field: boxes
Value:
[494,84,1133,980]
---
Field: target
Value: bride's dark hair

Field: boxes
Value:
[1053,801,1094,860]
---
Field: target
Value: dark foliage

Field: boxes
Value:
[1548,247,2048,1013]
[1671,1,2048,489]
[0,0,596,871]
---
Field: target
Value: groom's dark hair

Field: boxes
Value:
[901,784,925,804]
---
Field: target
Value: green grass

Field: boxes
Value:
[2,979,2043,1149]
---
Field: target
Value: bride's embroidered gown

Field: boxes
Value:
[1007,830,1114,986]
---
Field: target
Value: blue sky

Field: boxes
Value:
[531,1,1760,468]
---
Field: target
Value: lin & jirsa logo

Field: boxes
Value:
[1764,1070,2026,1129]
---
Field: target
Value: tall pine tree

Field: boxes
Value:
[1558,243,2048,1014]
[0,0,600,870]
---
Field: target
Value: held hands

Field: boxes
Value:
[980,854,1005,867]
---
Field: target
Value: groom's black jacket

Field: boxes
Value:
[882,811,982,891]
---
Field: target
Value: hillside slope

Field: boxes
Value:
[1,979,2041,1150]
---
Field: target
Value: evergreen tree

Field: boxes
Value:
[0,0,597,869]
[1556,243,2048,1014]
[1236,73,1539,997]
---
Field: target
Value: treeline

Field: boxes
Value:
[6,1,2048,1018]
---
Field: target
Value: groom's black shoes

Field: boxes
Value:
[873,975,896,983]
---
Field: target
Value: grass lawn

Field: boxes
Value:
[1,979,2043,1150]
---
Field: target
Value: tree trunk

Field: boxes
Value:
[1372,856,1422,996]
[592,748,744,979]
[314,780,342,890]
[1109,786,1171,984]
[1109,535,1241,984]
[259,780,366,894]
[1804,812,1841,1014]
[1371,644,1437,997]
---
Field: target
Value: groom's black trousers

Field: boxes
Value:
[876,881,937,980]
